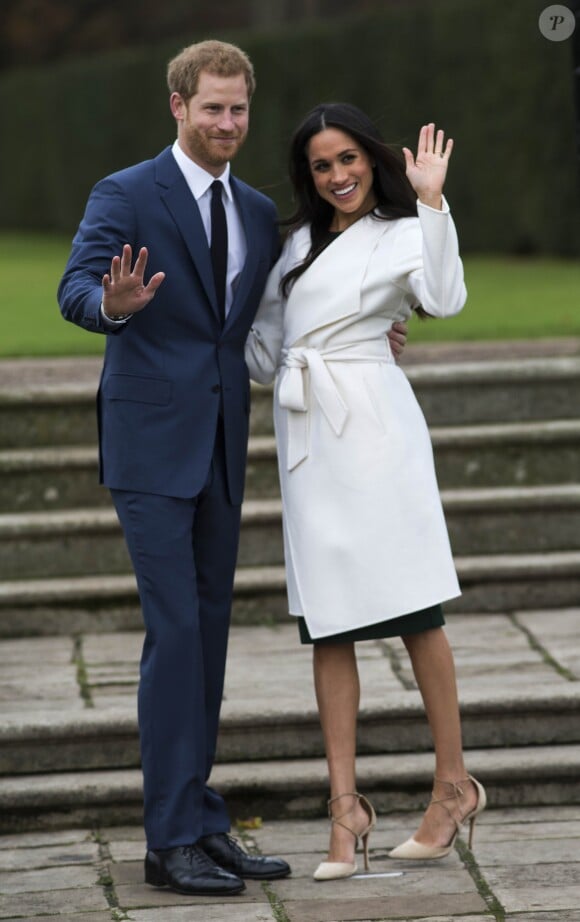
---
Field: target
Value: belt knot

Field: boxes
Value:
[277,339,393,470]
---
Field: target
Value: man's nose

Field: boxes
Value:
[217,110,235,130]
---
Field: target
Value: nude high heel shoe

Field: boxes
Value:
[388,775,487,860]
[313,792,377,881]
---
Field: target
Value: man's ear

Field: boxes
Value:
[169,92,186,121]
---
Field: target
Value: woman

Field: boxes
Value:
[245,104,486,881]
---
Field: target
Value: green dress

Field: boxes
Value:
[297,604,445,645]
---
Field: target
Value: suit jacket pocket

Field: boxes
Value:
[103,373,172,406]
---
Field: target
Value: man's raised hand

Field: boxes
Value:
[102,245,165,319]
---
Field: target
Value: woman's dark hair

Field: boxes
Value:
[281,102,418,295]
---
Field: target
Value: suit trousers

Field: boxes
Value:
[111,419,242,849]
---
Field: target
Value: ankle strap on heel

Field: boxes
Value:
[327,792,376,839]
[327,792,360,818]
[431,776,472,828]
[433,776,470,794]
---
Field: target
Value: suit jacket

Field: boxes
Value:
[58,146,279,504]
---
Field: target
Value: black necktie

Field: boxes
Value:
[210,180,228,325]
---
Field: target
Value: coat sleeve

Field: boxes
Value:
[245,250,286,384]
[393,197,467,318]
[57,177,136,335]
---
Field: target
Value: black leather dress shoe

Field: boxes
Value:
[145,844,245,895]
[199,832,291,880]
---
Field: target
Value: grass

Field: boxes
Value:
[1,231,579,357]
[2,232,106,358]
[413,255,580,343]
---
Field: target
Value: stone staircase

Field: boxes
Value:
[1,346,579,833]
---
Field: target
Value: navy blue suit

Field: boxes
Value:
[58,146,279,848]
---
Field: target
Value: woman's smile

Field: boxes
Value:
[332,182,357,198]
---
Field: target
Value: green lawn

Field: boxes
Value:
[1,232,579,357]
[413,255,580,343]
[2,233,106,358]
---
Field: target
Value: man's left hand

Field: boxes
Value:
[388,321,408,362]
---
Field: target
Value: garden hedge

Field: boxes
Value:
[0,0,578,254]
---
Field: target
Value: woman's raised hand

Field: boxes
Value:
[402,123,453,210]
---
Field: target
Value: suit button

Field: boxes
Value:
[211,385,221,393]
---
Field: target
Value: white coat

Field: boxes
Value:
[245,199,466,639]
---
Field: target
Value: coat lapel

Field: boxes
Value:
[283,216,392,345]
[155,148,220,321]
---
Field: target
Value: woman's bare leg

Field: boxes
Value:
[402,627,479,846]
[313,641,371,863]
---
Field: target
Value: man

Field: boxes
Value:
[58,38,406,897]
[58,39,288,897]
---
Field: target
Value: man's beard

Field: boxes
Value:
[185,125,247,169]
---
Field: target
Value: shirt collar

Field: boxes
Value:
[172,140,233,202]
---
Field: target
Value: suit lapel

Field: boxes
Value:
[224,177,261,330]
[155,148,220,321]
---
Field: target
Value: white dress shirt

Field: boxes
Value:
[171,140,247,318]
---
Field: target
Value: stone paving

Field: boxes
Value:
[1,807,580,920]
[2,611,579,722]
[1,611,580,919]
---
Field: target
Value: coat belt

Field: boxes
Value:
[278,339,395,470]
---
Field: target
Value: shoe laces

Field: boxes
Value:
[180,844,218,870]
[219,833,248,857]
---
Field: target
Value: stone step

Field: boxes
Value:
[1,682,578,776]
[0,744,578,834]
[444,483,580,555]
[0,551,579,636]
[430,418,580,489]
[2,356,580,449]
[2,610,576,768]
[0,438,282,511]
[2,485,580,581]
[0,566,286,637]
[2,419,579,512]
[0,500,283,580]
[0,385,98,450]
[409,356,580,427]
